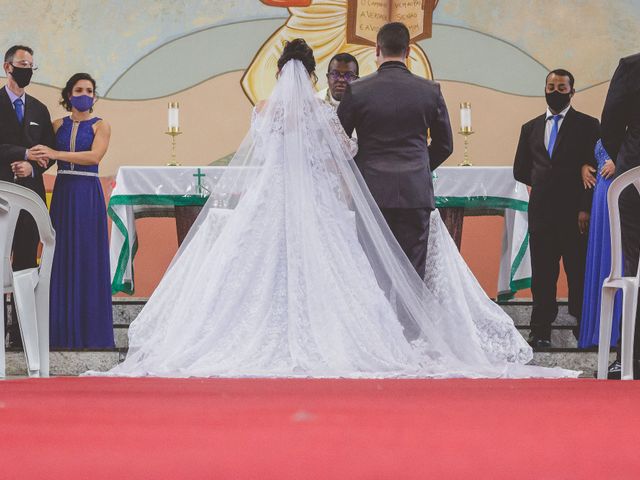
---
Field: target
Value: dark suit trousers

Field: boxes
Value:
[12,210,40,270]
[529,225,587,339]
[619,186,640,359]
[380,208,431,278]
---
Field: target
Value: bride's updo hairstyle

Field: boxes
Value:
[277,38,318,83]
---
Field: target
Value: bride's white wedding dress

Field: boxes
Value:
[99,61,577,378]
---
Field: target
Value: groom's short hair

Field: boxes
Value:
[377,23,410,57]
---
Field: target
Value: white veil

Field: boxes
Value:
[119,60,575,378]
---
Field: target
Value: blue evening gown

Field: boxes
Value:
[578,139,622,348]
[49,116,114,348]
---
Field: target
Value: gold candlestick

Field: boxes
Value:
[458,127,474,167]
[165,127,182,166]
[458,101,474,166]
[166,101,182,166]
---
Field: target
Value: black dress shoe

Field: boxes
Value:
[6,332,23,349]
[605,360,640,380]
[607,360,622,380]
[532,339,551,351]
[527,335,551,351]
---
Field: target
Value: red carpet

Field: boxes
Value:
[1,377,639,478]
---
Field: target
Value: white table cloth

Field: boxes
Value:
[109,166,530,299]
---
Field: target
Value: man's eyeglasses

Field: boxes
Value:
[327,71,358,82]
[11,60,38,71]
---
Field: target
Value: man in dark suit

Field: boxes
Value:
[337,22,453,278]
[601,53,640,376]
[0,45,55,345]
[513,69,599,349]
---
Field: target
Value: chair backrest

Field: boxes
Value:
[607,166,640,279]
[0,181,56,291]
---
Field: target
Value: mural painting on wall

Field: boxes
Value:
[242,0,439,104]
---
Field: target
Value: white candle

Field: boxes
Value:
[168,102,180,130]
[460,102,472,131]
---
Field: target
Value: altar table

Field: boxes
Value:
[109,166,530,300]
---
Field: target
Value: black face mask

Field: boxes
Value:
[10,66,33,88]
[545,90,571,112]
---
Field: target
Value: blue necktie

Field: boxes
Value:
[547,114,562,157]
[14,98,24,124]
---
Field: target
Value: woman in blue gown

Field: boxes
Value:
[578,139,622,348]
[32,73,113,348]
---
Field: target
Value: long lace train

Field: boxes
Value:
[92,61,577,379]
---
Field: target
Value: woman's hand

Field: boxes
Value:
[581,164,596,189]
[600,159,616,179]
[29,145,58,168]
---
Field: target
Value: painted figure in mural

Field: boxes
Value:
[242,0,438,104]
[600,52,640,378]
[31,73,114,349]
[578,140,621,350]
[96,37,576,379]
[0,44,55,348]
[513,69,599,351]
[338,22,452,280]
[320,52,359,108]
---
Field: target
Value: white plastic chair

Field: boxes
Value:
[0,181,55,378]
[597,166,640,380]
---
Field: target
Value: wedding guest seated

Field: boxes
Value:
[578,140,622,351]
[31,73,114,349]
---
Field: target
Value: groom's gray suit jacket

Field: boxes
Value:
[337,61,453,210]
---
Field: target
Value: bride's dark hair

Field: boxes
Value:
[277,39,318,83]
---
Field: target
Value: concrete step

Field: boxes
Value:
[5,299,613,378]
[112,300,578,326]
[500,303,577,327]
[5,350,612,378]
[5,350,123,377]
[111,300,581,348]
[531,351,616,378]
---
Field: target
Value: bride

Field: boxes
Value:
[101,40,577,378]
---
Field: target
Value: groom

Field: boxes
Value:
[337,22,453,277]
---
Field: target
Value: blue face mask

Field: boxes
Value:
[70,95,94,112]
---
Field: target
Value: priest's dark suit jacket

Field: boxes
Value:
[601,52,640,358]
[0,86,55,269]
[513,106,599,339]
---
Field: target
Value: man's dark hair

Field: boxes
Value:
[377,22,410,57]
[546,68,575,89]
[327,53,359,75]
[5,45,34,63]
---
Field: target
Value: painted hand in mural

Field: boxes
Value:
[260,0,311,5]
